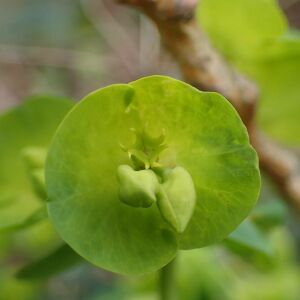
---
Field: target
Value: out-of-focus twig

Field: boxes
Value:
[119,0,300,214]
[0,44,107,72]
[80,0,180,83]
[80,0,138,77]
[280,0,300,10]
[0,64,28,110]
[0,44,116,106]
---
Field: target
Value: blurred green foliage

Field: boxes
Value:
[199,0,300,145]
[0,0,299,299]
[0,0,86,47]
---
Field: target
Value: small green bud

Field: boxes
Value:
[30,168,47,201]
[21,147,48,201]
[120,128,167,170]
[156,188,179,231]
[117,165,159,208]
[157,167,196,233]
[117,164,196,233]
[21,147,47,169]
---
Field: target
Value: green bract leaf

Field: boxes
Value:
[243,37,300,145]
[224,220,273,260]
[252,200,287,231]
[0,96,73,230]
[198,0,287,59]
[0,207,47,233]
[16,244,83,280]
[46,76,260,275]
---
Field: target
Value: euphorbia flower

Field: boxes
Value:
[46,76,260,275]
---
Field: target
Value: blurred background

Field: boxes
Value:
[1,0,300,299]
[0,0,181,111]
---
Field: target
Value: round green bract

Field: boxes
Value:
[46,76,260,275]
[0,96,73,229]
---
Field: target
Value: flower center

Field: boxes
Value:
[118,127,196,233]
[120,127,167,170]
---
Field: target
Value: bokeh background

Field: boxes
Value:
[1,0,300,299]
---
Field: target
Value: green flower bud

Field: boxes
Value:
[30,168,47,201]
[21,147,47,169]
[157,166,196,233]
[117,165,159,208]
[21,147,47,201]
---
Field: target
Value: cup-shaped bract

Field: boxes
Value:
[46,76,260,275]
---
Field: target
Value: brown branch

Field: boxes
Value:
[120,0,300,214]
[253,132,300,214]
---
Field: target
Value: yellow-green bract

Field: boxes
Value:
[46,76,261,275]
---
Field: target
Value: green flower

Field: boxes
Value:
[46,76,260,275]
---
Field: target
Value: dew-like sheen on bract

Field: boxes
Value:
[46,76,260,275]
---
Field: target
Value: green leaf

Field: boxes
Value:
[198,0,300,145]
[198,0,287,60]
[224,220,273,259]
[16,244,83,280]
[46,76,260,275]
[0,96,73,231]
[0,206,47,233]
[243,37,300,145]
[252,200,288,231]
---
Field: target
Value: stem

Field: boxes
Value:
[159,257,177,300]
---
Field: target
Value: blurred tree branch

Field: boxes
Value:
[119,0,300,214]
[0,45,105,72]
[79,0,181,83]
